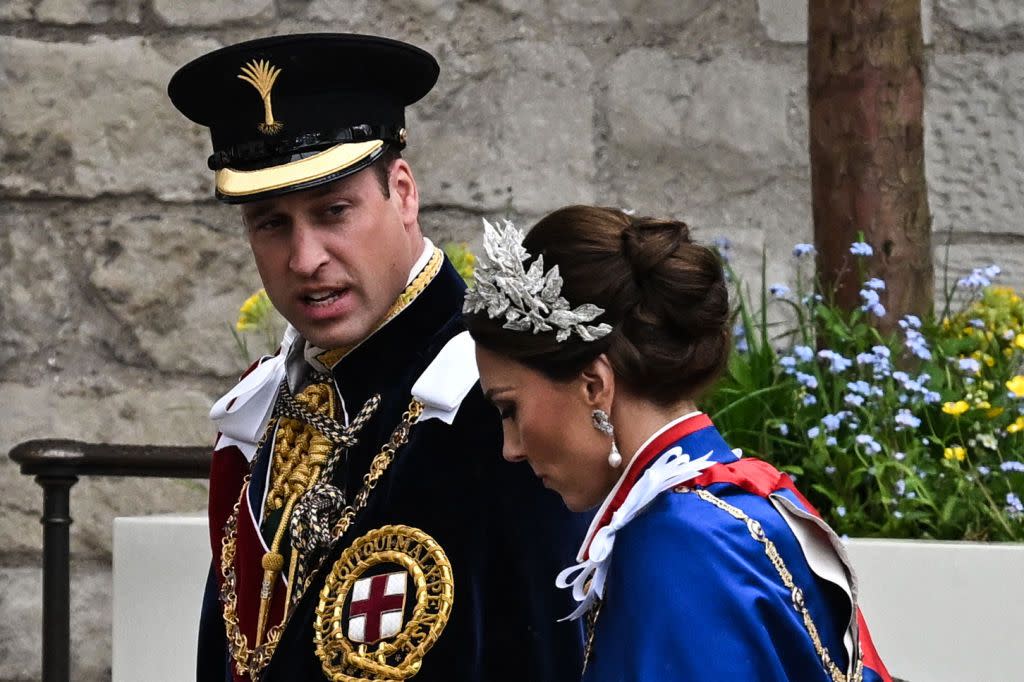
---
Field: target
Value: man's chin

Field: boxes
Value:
[293,320,367,352]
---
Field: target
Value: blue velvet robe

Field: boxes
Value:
[581,418,890,682]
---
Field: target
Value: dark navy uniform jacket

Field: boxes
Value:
[197,255,588,681]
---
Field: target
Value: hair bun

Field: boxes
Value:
[621,218,691,285]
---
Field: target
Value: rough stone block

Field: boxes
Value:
[152,0,275,26]
[76,204,267,376]
[0,209,80,372]
[760,0,934,45]
[0,0,33,20]
[605,48,806,217]
[758,0,805,43]
[0,381,213,557]
[1,202,264,377]
[0,36,220,201]
[0,563,113,682]
[34,0,144,24]
[410,41,597,213]
[926,52,1024,236]
[938,0,1024,35]
[611,0,715,26]
[554,0,620,23]
[691,175,813,292]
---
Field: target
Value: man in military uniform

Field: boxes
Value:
[168,34,587,682]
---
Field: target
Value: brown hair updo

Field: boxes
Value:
[464,205,731,406]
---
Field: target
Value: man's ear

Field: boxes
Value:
[389,158,419,230]
[579,353,615,409]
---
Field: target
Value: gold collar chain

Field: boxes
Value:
[679,487,865,682]
[220,397,425,679]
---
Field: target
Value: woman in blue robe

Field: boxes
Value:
[464,206,891,682]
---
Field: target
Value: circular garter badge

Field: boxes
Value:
[314,525,454,681]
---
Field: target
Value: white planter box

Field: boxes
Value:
[112,514,210,682]
[110,518,1024,681]
[845,538,1024,682]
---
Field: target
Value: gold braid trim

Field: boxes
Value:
[581,597,603,674]
[677,487,864,682]
[220,397,425,679]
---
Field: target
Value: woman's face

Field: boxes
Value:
[475,345,619,511]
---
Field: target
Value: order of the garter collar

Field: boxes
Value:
[463,218,613,343]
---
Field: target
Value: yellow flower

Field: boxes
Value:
[983,354,996,367]
[443,242,477,283]
[235,288,272,332]
[1007,416,1024,434]
[975,400,992,410]
[1015,333,1024,350]
[987,406,1006,419]
[943,446,966,461]
[942,400,970,417]
[1007,376,1024,398]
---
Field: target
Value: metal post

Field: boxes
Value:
[38,474,77,682]
[9,439,211,681]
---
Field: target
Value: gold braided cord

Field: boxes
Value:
[679,487,864,682]
[581,597,603,674]
[220,397,425,679]
[267,383,336,513]
[255,382,336,646]
[316,249,443,369]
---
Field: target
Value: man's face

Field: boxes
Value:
[241,159,423,350]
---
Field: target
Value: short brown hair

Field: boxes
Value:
[464,205,731,405]
[371,145,402,198]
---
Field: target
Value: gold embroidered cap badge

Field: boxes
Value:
[315,525,454,681]
[238,58,284,135]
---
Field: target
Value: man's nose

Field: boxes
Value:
[287,223,329,277]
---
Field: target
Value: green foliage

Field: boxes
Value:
[704,243,1024,541]
[443,241,477,284]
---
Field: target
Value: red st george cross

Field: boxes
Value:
[349,571,407,643]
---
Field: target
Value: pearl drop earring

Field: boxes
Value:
[591,409,623,468]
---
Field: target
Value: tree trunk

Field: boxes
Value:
[808,0,932,334]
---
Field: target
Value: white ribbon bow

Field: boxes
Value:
[555,447,716,620]
[209,325,298,461]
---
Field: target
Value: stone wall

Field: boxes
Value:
[2,1,1024,679]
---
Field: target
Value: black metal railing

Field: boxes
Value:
[9,439,211,682]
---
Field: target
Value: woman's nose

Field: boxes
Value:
[501,431,526,463]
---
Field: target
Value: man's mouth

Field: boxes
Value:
[302,288,347,305]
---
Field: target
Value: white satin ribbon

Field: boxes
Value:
[555,447,716,620]
[411,331,479,424]
[209,325,299,461]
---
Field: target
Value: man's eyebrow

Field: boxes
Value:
[241,201,281,223]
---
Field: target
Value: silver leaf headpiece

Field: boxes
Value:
[463,218,614,343]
